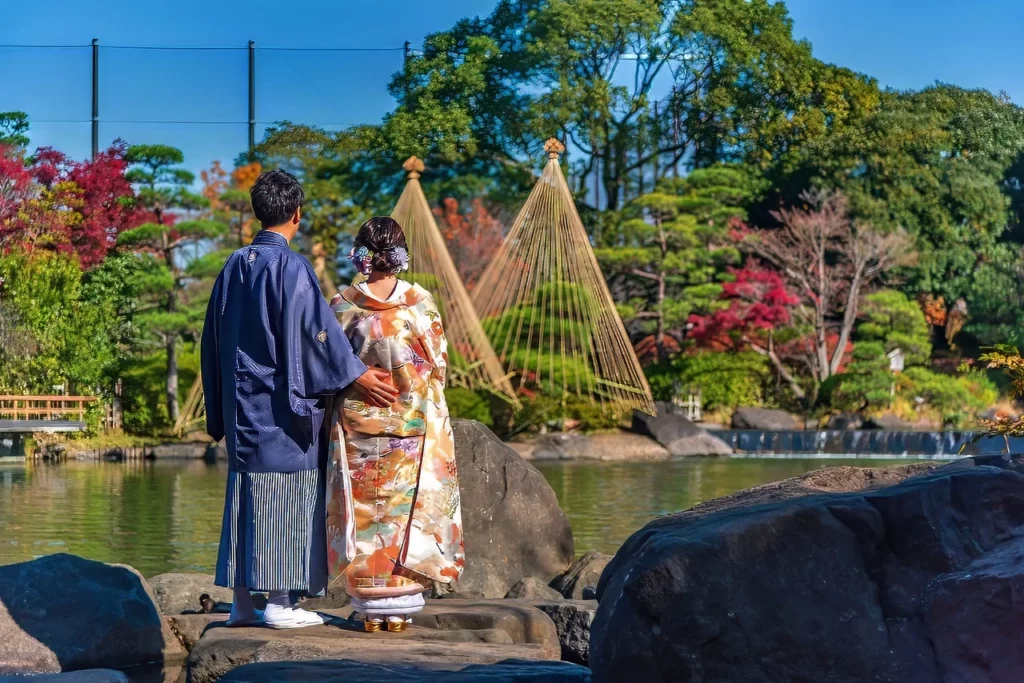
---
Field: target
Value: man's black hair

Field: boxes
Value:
[250,169,305,228]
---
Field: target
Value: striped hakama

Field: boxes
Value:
[215,468,327,592]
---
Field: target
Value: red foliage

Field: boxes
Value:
[688,263,799,350]
[433,197,504,289]
[634,334,681,365]
[0,143,139,268]
[66,143,141,267]
[0,150,34,222]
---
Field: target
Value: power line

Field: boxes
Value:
[30,119,360,127]
[0,44,89,49]
[0,43,405,52]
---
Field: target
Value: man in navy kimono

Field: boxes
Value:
[202,169,398,629]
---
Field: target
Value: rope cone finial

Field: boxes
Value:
[403,155,425,179]
[543,137,565,159]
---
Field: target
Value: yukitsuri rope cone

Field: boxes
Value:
[173,370,206,436]
[391,156,519,405]
[472,139,656,415]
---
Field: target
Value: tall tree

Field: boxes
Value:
[387,0,878,210]
[0,112,30,151]
[764,85,1024,345]
[20,143,141,268]
[0,250,137,395]
[597,164,749,362]
[202,160,260,248]
[119,145,226,424]
[743,190,915,386]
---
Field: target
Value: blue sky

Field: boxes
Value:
[2,0,1022,176]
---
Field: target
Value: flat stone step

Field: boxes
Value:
[180,600,563,683]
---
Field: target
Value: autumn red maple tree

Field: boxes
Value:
[433,197,504,289]
[0,142,139,268]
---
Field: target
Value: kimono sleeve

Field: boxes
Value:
[201,273,225,442]
[286,276,367,397]
[414,292,449,389]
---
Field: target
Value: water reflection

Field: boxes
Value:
[0,457,919,573]
[0,460,226,576]
[533,457,920,555]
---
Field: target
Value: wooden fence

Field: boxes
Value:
[0,395,98,422]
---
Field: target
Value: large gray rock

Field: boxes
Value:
[730,406,801,430]
[0,671,132,683]
[632,402,732,456]
[550,552,612,601]
[185,600,561,683]
[527,600,597,666]
[0,554,185,675]
[591,457,1024,683]
[218,659,591,682]
[148,573,234,615]
[527,432,670,461]
[504,578,562,601]
[452,420,575,598]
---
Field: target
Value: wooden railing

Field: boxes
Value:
[0,395,98,422]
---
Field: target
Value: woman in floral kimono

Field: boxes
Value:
[326,216,464,632]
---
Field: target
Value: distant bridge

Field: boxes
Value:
[0,395,96,433]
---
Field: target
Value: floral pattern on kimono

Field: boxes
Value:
[326,282,465,594]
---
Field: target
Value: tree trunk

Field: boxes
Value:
[830,268,865,376]
[749,335,806,401]
[655,273,667,362]
[166,335,179,424]
[655,219,668,362]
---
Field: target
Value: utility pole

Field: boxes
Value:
[403,40,411,65]
[91,39,99,159]
[248,41,256,156]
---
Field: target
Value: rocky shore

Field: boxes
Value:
[2,420,1022,682]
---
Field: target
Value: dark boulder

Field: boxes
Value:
[591,457,1024,683]
[922,534,1024,683]
[0,671,133,683]
[217,659,591,682]
[526,600,597,666]
[549,552,612,601]
[632,402,732,456]
[730,407,801,430]
[0,554,184,675]
[452,420,575,598]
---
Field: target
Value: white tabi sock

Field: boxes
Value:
[264,589,324,628]
[229,587,260,623]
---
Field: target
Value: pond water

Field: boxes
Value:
[0,456,926,576]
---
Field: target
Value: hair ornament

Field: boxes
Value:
[349,245,374,275]
[348,244,409,275]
